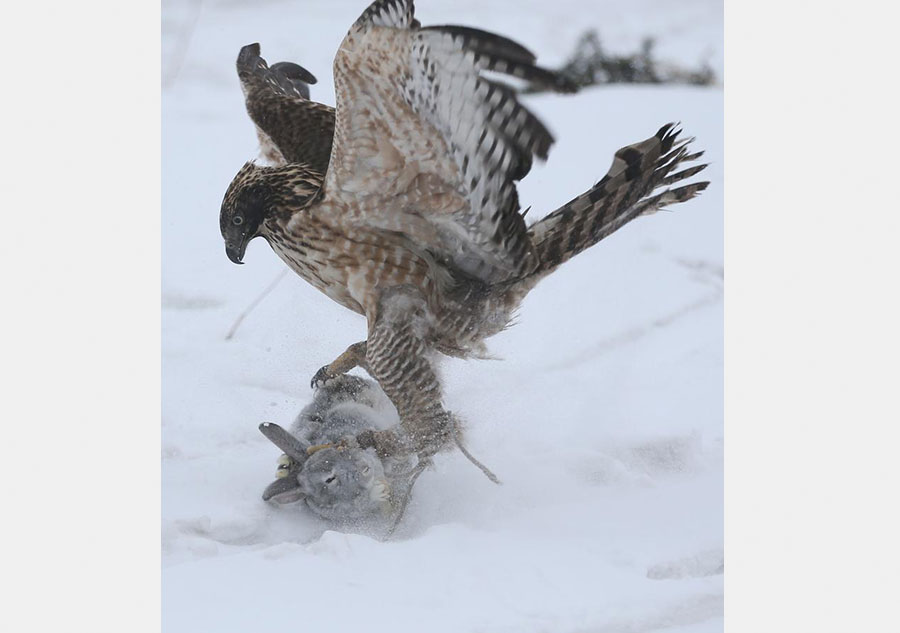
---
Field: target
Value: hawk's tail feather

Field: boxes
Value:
[527,124,709,274]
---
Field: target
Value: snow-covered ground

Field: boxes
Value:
[162,1,723,631]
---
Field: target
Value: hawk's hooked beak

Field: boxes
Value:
[225,239,247,265]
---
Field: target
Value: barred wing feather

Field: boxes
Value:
[237,43,336,172]
[322,0,574,283]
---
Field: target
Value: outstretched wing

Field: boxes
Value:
[237,44,335,172]
[529,124,709,272]
[321,0,575,283]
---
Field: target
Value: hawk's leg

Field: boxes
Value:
[310,341,369,388]
[356,286,453,460]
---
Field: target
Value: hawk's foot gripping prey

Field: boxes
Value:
[222,0,709,470]
[310,341,368,389]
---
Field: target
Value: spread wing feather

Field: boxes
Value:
[323,0,574,283]
[529,124,709,272]
[237,44,335,172]
[353,0,417,29]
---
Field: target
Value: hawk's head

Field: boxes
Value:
[220,161,322,264]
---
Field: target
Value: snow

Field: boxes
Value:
[162,0,723,631]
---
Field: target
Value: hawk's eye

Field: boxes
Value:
[232,216,244,226]
[325,474,337,484]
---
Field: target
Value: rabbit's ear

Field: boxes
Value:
[262,477,306,503]
[259,422,309,463]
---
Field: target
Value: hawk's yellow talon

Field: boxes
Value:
[277,454,293,467]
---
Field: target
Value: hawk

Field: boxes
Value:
[221,0,708,466]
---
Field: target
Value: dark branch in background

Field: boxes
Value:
[224,270,288,340]
[525,30,716,93]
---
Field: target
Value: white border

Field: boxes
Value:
[727,0,899,630]
[4,0,899,631]
[4,1,160,631]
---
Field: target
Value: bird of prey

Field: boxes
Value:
[221,0,709,468]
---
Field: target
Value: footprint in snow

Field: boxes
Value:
[162,292,224,310]
[647,548,724,580]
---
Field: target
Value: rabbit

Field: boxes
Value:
[260,375,412,522]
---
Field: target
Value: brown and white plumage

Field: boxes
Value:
[237,43,335,170]
[325,7,578,283]
[529,122,708,274]
[221,0,708,464]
